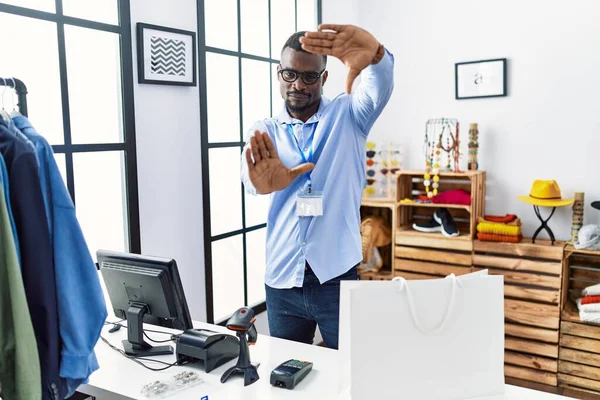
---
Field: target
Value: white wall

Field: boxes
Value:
[130,0,206,321]
[324,0,600,240]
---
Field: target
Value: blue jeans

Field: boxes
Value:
[265,264,359,350]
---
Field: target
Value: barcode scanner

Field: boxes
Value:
[220,307,260,386]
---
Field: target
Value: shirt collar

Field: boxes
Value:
[276,97,330,125]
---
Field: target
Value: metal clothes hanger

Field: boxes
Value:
[9,78,22,118]
[0,78,13,122]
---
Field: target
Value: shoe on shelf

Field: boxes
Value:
[412,216,442,233]
[433,208,460,238]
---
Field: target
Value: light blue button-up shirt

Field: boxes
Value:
[241,50,394,289]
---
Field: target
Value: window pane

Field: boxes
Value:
[240,0,269,57]
[245,192,269,228]
[205,0,238,51]
[241,59,270,134]
[296,0,317,32]
[246,229,266,307]
[73,151,128,261]
[53,153,68,190]
[209,147,242,236]
[206,52,240,143]
[0,13,63,144]
[212,235,244,322]
[65,25,123,144]
[0,0,54,12]
[62,0,118,25]
[270,0,295,60]
[271,63,283,117]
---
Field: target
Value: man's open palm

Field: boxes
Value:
[300,24,380,94]
[245,131,314,194]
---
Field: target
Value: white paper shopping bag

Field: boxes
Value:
[339,271,505,400]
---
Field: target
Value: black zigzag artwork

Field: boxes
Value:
[150,36,186,76]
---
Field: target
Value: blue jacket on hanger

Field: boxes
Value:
[13,115,108,398]
[0,117,62,400]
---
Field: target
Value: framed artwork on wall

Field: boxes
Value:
[455,58,507,99]
[136,23,197,86]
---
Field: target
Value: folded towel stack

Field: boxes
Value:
[476,214,523,243]
[577,283,600,325]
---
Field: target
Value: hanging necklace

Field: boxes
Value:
[424,123,442,198]
[437,123,456,171]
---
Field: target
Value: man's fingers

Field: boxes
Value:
[256,131,270,160]
[318,23,345,32]
[301,43,332,56]
[250,134,262,162]
[289,163,315,179]
[245,147,255,170]
[303,31,337,41]
[300,37,333,48]
[263,132,278,158]
[345,67,361,94]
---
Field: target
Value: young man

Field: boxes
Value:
[241,24,394,349]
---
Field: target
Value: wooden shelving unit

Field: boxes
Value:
[393,170,485,281]
[473,239,565,388]
[359,198,397,280]
[358,171,600,398]
[395,170,485,240]
[559,247,600,396]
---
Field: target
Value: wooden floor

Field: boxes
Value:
[506,377,600,399]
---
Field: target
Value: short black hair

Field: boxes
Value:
[282,31,327,67]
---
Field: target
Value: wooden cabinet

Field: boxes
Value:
[393,170,485,280]
[359,198,397,280]
[559,248,600,396]
[473,240,564,387]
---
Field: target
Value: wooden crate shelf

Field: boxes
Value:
[395,170,485,240]
[473,239,565,387]
[559,250,600,396]
[359,270,393,281]
[359,199,397,278]
[394,230,473,280]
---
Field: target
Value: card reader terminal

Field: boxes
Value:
[270,359,313,389]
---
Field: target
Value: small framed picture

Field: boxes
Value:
[136,23,197,86]
[455,58,507,99]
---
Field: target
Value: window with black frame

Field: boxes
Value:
[0,0,140,257]
[199,0,321,324]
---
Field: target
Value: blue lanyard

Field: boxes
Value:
[287,123,315,187]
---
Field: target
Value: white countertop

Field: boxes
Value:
[79,273,573,399]
[79,319,574,400]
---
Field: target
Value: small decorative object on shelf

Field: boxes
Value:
[571,192,585,244]
[424,118,461,175]
[364,140,401,200]
[468,123,479,171]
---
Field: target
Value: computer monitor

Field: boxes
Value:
[97,250,193,357]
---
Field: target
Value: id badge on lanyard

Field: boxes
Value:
[287,124,324,217]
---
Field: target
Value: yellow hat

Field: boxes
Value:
[517,180,574,207]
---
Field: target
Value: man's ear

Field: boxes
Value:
[321,70,329,87]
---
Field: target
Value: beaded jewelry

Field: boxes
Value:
[424,123,443,198]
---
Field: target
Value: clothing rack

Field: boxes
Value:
[0,77,28,117]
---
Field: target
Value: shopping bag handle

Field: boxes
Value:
[392,274,462,335]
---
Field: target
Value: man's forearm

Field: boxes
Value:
[351,47,395,133]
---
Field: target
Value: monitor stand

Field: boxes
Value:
[123,302,173,357]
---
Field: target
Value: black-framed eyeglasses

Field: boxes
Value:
[278,67,326,85]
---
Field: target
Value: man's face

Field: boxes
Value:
[278,48,328,114]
